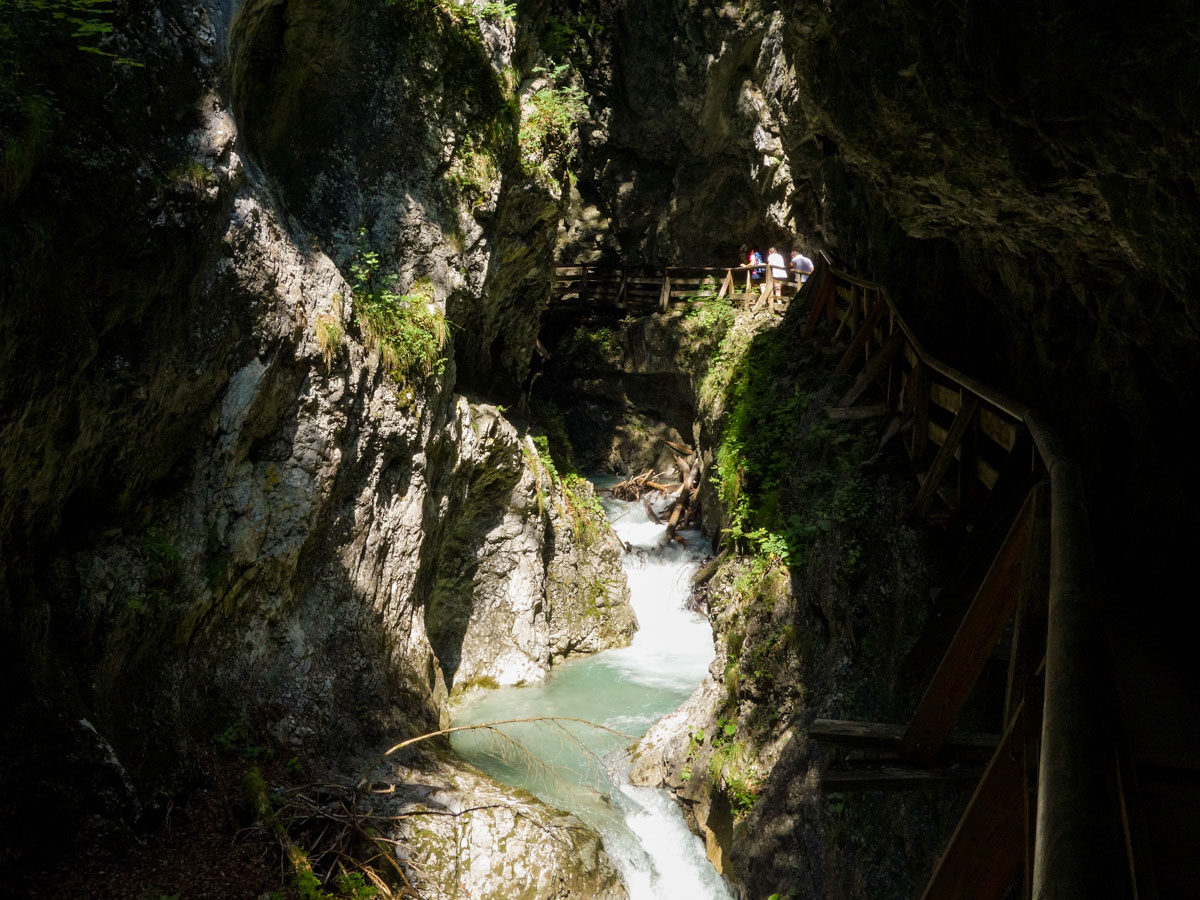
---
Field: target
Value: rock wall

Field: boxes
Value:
[0,0,632,892]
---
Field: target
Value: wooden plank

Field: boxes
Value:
[914,396,979,515]
[902,488,1035,763]
[931,381,962,415]
[822,762,984,791]
[838,330,907,408]
[810,719,999,762]
[716,270,733,300]
[918,701,1030,900]
[830,298,853,345]
[976,457,1000,490]
[979,406,1019,452]
[803,268,835,339]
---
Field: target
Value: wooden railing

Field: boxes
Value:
[549,264,807,315]
[800,256,1131,900]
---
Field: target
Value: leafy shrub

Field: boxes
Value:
[561,473,606,546]
[350,234,447,385]
[518,63,587,188]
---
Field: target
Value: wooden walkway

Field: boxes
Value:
[549,264,803,315]
[798,256,1133,900]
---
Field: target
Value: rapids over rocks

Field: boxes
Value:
[451,482,732,899]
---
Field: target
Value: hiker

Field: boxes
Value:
[748,247,764,284]
[767,247,787,297]
[791,248,814,284]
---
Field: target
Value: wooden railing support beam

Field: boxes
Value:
[835,295,888,374]
[902,488,1035,763]
[802,264,834,339]
[839,329,907,407]
[918,701,1032,900]
[914,395,980,515]
[1006,482,1051,724]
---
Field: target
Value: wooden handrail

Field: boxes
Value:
[547,263,808,313]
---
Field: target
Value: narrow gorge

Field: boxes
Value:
[2,1,1196,899]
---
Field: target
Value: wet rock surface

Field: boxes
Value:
[368,753,627,900]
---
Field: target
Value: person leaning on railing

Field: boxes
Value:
[791,248,814,284]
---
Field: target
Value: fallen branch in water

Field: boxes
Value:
[611,469,679,500]
[358,716,634,788]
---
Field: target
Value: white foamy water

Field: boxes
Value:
[451,483,732,899]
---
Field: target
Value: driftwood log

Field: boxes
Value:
[611,439,703,540]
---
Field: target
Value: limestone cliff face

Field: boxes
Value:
[0,0,629,892]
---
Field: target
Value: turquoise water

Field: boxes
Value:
[451,489,732,898]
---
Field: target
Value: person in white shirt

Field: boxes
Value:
[767,247,787,296]
[791,249,814,285]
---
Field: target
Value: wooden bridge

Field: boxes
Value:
[547,254,1178,898]
[549,263,803,315]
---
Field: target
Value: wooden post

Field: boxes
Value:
[838,330,907,408]
[802,267,830,338]
[909,362,932,464]
[717,269,733,300]
[958,400,981,512]
[659,272,671,313]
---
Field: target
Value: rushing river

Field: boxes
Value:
[451,484,733,899]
